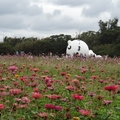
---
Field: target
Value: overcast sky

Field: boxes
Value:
[0,0,120,42]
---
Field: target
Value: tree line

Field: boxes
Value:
[0,18,120,57]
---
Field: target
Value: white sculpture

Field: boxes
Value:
[89,50,95,57]
[66,40,89,57]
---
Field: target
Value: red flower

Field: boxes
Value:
[33,88,39,92]
[60,72,67,76]
[46,82,52,87]
[38,112,48,118]
[31,92,42,99]
[44,104,55,110]
[65,113,71,119]
[66,86,75,91]
[98,79,104,83]
[8,66,17,71]
[80,68,88,74]
[72,79,79,84]
[97,95,104,100]
[102,100,112,105]
[18,104,28,109]
[44,70,49,73]
[15,98,21,102]
[45,94,61,100]
[33,67,39,72]
[20,76,27,83]
[13,82,18,86]
[91,76,99,80]
[72,94,84,100]
[21,97,30,104]
[79,109,91,116]
[100,68,104,72]
[0,91,8,97]
[88,92,95,97]
[54,106,62,111]
[104,85,118,92]
[0,88,5,91]
[9,89,21,95]
[117,82,120,85]
[0,104,4,110]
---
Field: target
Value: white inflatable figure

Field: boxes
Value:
[95,55,103,59]
[89,50,103,59]
[89,50,96,57]
[66,40,89,57]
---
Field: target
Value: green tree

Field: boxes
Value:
[0,43,14,55]
[78,31,99,49]
[98,18,120,44]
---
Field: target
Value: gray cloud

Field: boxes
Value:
[110,0,120,19]
[46,0,91,7]
[53,9,61,16]
[0,0,43,30]
[0,0,29,15]
[0,0,43,15]
[0,0,120,42]
[30,14,74,32]
[0,14,25,29]
[81,0,113,17]
[45,0,114,17]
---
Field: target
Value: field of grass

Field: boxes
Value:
[0,55,120,120]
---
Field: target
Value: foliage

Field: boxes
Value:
[0,43,14,55]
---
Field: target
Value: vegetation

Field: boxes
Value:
[0,56,120,120]
[0,18,120,57]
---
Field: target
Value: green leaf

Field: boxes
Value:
[8,116,15,120]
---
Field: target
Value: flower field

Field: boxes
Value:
[0,56,120,120]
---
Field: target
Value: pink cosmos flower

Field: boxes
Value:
[80,68,88,74]
[91,76,99,80]
[20,76,27,83]
[0,104,4,110]
[45,94,61,100]
[33,67,39,72]
[38,112,48,118]
[46,82,52,87]
[21,97,30,104]
[72,94,84,100]
[44,70,49,73]
[103,100,112,105]
[88,92,95,98]
[79,109,91,116]
[66,86,75,91]
[104,85,118,92]
[117,82,120,85]
[33,88,39,92]
[71,79,79,84]
[97,95,104,100]
[8,66,17,71]
[18,104,28,109]
[44,76,51,83]
[54,106,62,111]
[0,92,8,97]
[98,79,104,83]
[15,98,21,102]
[31,92,42,99]
[65,113,71,119]
[13,82,18,86]
[60,72,67,76]
[9,89,21,95]
[44,104,55,110]
[0,87,5,91]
